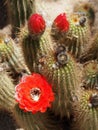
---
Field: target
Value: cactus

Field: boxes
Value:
[0,35,29,83]
[1,1,98,130]
[80,33,98,63]
[0,71,15,109]
[20,13,47,72]
[40,43,77,118]
[14,105,66,130]
[20,14,78,118]
[0,71,65,130]
[6,0,35,34]
[51,12,91,59]
[72,89,98,130]
[81,61,98,90]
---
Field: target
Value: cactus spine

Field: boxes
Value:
[40,42,77,118]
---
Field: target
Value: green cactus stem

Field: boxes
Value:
[20,27,49,73]
[6,0,35,34]
[65,13,91,59]
[0,71,15,109]
[0,35,29,83]
[38,35,78,118]
[72,89,98,130]
[14,105,66,130]
[20,26,78,117]
[80,33,98,63]
[51,13,91,59]
[81,61,98,90]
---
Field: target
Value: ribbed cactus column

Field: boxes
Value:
[40,42,78,118]
[14,105,65,130]
[71,89,98,130]
[20,13,78,118]
[14,105,47,130]
[81,61,98,90]
[0,35,29,83]
[20,13,47,73]
[13,73,64,130]
[6,0,35,33]
[72,60,98,130]
[80,33,98,63]
[51,13,91,59]
[0,71,15,109]
[0,36,13,61]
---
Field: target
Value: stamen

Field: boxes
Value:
[30,88,41,102]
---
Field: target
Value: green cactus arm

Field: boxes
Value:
[38,31,78,118]
[79,33,98,63]
[0,71,15,109]
[20,26,78,118]
[20,27,49,73]
[0,35,29,83]
[65,18,90,59]
[51,12,91,60]
[80,61,98,90]
[13,105,66,130]
[41,53,77,118]
[71,89,98,130]
[6,0,35,34]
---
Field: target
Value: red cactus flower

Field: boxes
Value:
[15,73,54,113]
[28,13,46,35]
[53,13,69,32]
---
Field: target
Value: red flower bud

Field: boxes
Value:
[15,73,54,113]
[53,13,69,32]
[28,14,46,35]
